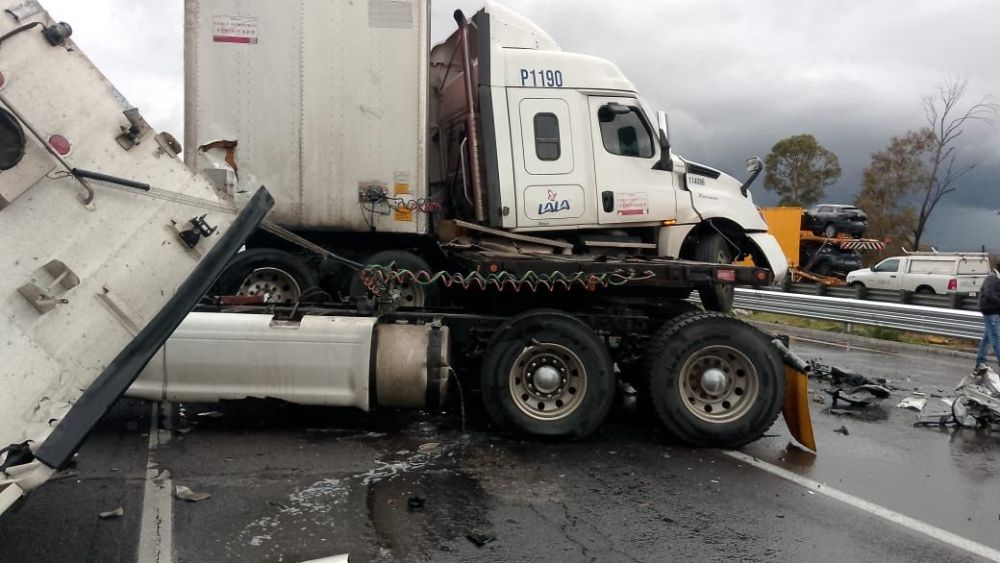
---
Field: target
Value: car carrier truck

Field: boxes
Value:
[0,0,812,520]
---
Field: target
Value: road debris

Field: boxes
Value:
[197,411,224,418]
[175,485,212,502]
[809,361,892,408]
[897,397,928,411]
[833,426,850,436]
[418,442,440,453]
[299,555,350,563]
[466,533,496,548]
[98,507,124,519]
[910,369,1000,428]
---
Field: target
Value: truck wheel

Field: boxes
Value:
[351,250,440,307]
[215,248,318,304]
[693,232,735,312]
[481,310,615,439]
[643,311,785,448]
[823,223,837,238]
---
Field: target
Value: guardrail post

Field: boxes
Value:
[900,290,913,305]
[950,293,964,309]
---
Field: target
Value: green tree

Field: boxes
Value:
[853,129,933,253]
[763,134,842,206]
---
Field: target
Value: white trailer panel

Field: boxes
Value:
[185,0,430,234]
[0,0,270,513]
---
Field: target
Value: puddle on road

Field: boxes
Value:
[225,435,491,562]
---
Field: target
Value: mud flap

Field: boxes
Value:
[782,366,816,451]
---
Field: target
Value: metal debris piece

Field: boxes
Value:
[825,385,891,407]
[466,533,496,548]
[174,485,212,502]
[99,507,124,519]
[197,411,224,418]
[897,397,928,411]
[418,442,440,453]
[828,409,857,417]
[833,426,850,436]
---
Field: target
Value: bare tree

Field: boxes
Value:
[912,78,998,248]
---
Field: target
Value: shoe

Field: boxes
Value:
[974,364,989,376]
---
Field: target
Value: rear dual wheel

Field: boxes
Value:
[643,311,785,448]
[480,310,615,439]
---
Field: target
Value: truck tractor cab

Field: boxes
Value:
[430,3,787,285]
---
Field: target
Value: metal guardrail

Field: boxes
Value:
[780,283,978,311]
[733,288,984,340]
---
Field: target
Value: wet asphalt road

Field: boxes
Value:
[1,336,998,563]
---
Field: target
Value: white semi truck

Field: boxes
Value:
[0,0,812,520]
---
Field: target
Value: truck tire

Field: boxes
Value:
[480,310,615,439]
[643,311,785,448]
[694,232,735,312]
[215,248,319,304]
[350,250,440,307]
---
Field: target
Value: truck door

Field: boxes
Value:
[509,95,597,228]
[588,97,676,224]
[872,258,902,290]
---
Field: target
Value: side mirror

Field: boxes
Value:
[652,110,672,171]
[739,156,763,197]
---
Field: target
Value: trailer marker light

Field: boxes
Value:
[662,219,677,226]
[756,270,768,282]
[489,263,499,273]
[716,269,736,282]
[48,134,72,156]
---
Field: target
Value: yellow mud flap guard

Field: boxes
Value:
[783,366,816,451]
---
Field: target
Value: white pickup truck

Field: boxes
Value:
[847,253,990,298]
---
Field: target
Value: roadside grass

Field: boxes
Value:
[742,311,976,350]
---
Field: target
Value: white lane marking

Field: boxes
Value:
[724,450,1000,562]
[137,401,174,563]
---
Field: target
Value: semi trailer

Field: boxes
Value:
[0,0,813,521]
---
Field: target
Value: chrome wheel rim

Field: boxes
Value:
[679,345,759,424]
[238,267,302,304]
[508,342,587,421]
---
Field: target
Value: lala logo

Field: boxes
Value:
[538,189,571,215]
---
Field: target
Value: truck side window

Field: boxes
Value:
[534,113,560,161]
[597,105,654,158]
[874,259,899,273]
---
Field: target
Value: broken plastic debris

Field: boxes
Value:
[99,507,124,519]
[417,442,440,453]
[175,485,212,502]
[897,397,927,411]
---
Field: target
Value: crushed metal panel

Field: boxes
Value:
[0,0,270,514]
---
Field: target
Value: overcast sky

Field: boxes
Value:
[42,0,1000,250]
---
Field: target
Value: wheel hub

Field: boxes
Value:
[509,343,587,421]
[679,345,760,424]
[531,365,562,394]
[700,368,729,396]
[238,267,302,304]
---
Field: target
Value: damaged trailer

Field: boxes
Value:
[0,1,271,516]
[2,0,818,522]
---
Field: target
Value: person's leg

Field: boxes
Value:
[977,330,990,370]
[989,314,1000,369]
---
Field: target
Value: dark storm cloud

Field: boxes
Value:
[42,0,1000,248]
